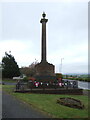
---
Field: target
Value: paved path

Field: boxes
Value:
[2,92,49,118]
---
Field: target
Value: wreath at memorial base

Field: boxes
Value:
[57,97,84,109]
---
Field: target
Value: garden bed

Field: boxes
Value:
[57,97,85,109]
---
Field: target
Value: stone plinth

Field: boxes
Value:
[35,61,55,76]
[35,61,56,82]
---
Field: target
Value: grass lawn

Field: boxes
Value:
[2,79,17,83]
[2,85,89,118]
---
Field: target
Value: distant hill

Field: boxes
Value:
[63,73,88,76]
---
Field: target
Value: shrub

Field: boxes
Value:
[22,77,28,82]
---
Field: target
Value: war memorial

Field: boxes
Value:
[15,12,83,95]
[35,12,56,82]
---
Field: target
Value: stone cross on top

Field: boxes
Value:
[40,12,48,62]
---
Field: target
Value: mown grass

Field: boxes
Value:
[2,79,17,83]
[2,85,89,118]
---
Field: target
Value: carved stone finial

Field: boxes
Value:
[42,12,46,18]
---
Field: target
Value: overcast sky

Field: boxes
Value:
[0,0,88,74]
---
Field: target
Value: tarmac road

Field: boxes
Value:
[2,92,49,119]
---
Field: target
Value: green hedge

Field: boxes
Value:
[65,78,90,82]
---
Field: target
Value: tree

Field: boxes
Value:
[20,60,38,77]
[56,73,63,79]
[2,52,20,78]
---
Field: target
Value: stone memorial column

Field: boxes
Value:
[35,12,55,82]
[40,12,48,62]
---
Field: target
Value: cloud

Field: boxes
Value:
[0,2,88,74]
[0,40,36,66]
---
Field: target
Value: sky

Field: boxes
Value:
[0,0,88,74]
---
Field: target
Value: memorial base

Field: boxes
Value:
[35,61,55,82]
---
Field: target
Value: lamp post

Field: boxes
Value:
[60,58,64,73]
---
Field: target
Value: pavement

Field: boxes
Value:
[2,92,50,119]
